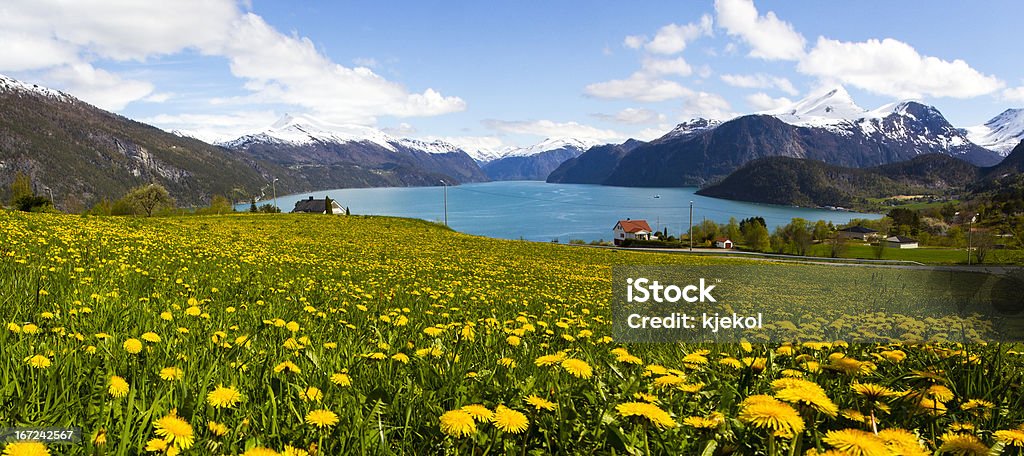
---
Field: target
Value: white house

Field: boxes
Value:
[884,235,918,249]
[713,237,734,249]
[613,219,653,246]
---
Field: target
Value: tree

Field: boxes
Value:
[744,221,771,252]
[726,217,741,242]
[974,230,994,264]
[123,184,175,217]
[813,220,831,242]
[14,195,52,212]
[782,218,812,255]
[249,199,258,213]
[8,171,32,206]
[739,217,766,234]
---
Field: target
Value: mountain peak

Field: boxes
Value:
[0,73,75,104]
[966,108,1024,156]
[655,118,722,143]
[768,86,866,126]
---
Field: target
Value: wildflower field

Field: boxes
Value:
[2,210,1024,455]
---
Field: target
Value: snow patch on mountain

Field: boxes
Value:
[764,86,867,127]
[501,138,598,158]
[0,74,75,104]
[965,109,1024,156]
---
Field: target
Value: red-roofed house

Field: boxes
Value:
[613,219,653,246]
[713,237,733,249]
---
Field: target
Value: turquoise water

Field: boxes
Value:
[238,181,879,243]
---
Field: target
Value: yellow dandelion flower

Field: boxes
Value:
[995,429,1024,447]
[738,397,804,436]
[497,357,517,368]
[159,367,183,381]
[719,357,743,369]
[242,447,279,456]
[24,354,51,369]
[534,352,567,367]
[207,420,228,437]
[460,404,493,422]
[206,385,242,409]
[1,441,50,456]
[108,375,129,398]
[851,382,897,400]
[123,338,143,354]
[682,413,725,429]
[298,386,323,402]
[506,335,521,346]
[492,405,529,434]
[634,392,658,403]
[305,409,339,428]
[391,353,410,364]
[822,429,889,456]
[525,395,557,411]
[774,381,839,417]
[877,428,927,456]
[653,375,685,389]
[154,409,194,449]
[561,358,593,379]
[141,332,161,343]
[926,385,954,402]
[274,360,300,374]
[439,410,476,438]
[282,446,309,456]
[330,372,352,386]
[616,402,676,429]
[145,437,168,452]
[938,432,989,455]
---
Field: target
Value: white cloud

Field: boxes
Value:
[584,74,693,102]
[746,92,793,111]
[382,122,417,136]
[683,92,735,120]
[640,57,692,77]
[798,37,1003,99]
[42,63,154,111]
[139,110,279,143]
[623,35,646,50]
[720,73,798,95]
[483,119,623,142]
[643,15,713,55]
[714,0,805,61]
[1004,86,1024,102]
[0,0,466,124]
[143,92,174,103]
[593,108,666,125]
[634,124,676,141]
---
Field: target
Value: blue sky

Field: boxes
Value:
[2,1,1022,150]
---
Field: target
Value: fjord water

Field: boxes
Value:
[246,181,877,242]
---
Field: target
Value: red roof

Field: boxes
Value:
[615,219,652,233]
[715,237,731,242]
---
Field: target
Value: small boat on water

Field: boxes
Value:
[653,195,661,199]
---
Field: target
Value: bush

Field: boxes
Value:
[258,204,281,213]
[13,195,53,212]
[569,239,586,245]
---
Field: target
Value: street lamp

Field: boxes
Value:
[43,186,54,203]
[439,179,448,226]
[272,178,279,212]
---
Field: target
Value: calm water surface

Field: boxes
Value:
[239,181,879,242]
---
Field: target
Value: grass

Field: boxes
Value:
[806,243,1024,265]
[2,210,1024,455]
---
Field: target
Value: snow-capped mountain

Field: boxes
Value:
[220,114,487,186]
[551,86,1003,187]
[653,118,722,143]
[0,74,74,103]
[481,138,598,180]
[965,109,1024,156]
[765,86,867,127]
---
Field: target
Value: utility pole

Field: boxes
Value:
[689,201,693,251]
[968,214,976,265]
[440,179,448,226]
[272,178,279,212]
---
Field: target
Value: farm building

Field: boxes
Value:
[837,225,879,241]
[884,235,918,249]
[613,219,653,246]
[713,237,733,249]
[292,196,346,215]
